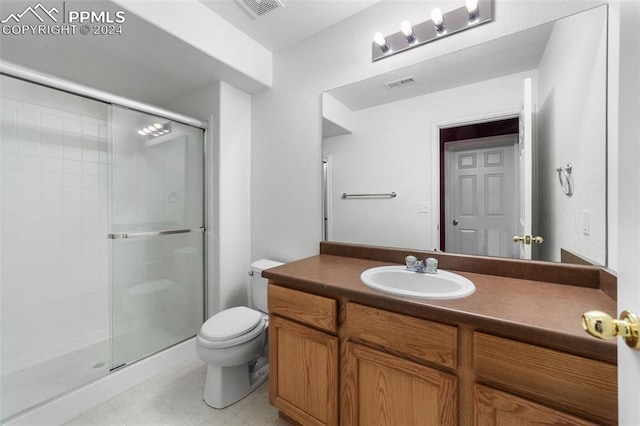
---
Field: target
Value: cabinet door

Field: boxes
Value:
[474,332,617,424]
[474,384,599,426]
[269,315,338,426]
[344,342,457,425]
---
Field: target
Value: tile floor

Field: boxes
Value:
[64,357,289,426]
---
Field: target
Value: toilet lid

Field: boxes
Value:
[200,306,263,341]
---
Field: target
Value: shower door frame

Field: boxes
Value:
[0,60,209,403]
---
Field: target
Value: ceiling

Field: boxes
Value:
[327,19,555,111]
[198,0,380,52]
[0,0,378,107]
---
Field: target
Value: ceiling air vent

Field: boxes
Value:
[236,0,285,18]
[384,76,417,90]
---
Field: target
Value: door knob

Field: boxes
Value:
[452,219,459,226]
[512,235,544,244]
[581,310,640,350]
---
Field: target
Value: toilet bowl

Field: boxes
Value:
[196,259,283,409]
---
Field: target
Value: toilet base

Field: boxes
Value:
[203,356,269,409]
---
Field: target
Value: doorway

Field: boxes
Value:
[439,118,520,256]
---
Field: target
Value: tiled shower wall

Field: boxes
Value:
[0,77,110,372]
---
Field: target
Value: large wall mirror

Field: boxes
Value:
[322,5,608,265]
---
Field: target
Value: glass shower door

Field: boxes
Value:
[109,106,204,368]
[0,74,112,420]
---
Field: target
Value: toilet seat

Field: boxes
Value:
[198,307,266,349]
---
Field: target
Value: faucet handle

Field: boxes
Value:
[405,255,417,269]
[425,257,438,274]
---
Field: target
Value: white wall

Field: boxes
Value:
[324,70,533,250]
[322,93,356,137]
[111,0,272,92]
[216,83,252,310]
[251,0,608,264]
[167,81,252,315]
[537,6,608,264]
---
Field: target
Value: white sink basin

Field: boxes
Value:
[360,266,476,299]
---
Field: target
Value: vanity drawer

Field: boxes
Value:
[268,284,337,333]
[474,332,617,424]
[346,302,457,369]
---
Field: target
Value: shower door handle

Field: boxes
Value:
[108,227,205,239]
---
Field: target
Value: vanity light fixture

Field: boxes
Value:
[373,31,390,52]
[400,20,416,43]
[372,0,493,62]
[466,0,479,22]
[431,8,445,33]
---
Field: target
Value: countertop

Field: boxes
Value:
[263,253,617,364]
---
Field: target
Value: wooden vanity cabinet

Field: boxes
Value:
[474,384,600,426]
[268,284,339,426]
[343,303,458,425]
[345,302,457,368]
[474,332,617,425]
[345,342,457,425]
[268,284,617,426]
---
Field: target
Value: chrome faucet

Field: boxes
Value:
[405,256,438,274]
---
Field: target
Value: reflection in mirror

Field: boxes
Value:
[322,6,607,265]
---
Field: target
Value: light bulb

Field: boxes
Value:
[374,32,389,51]
[400,20,415,42]
[137,130,146,136]
[142,128,151,134]
[466,0,479,21]
[431,8,444,32]
[153,123,164,129]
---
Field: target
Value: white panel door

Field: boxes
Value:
[616,1,640,424]
[446,140,518,258]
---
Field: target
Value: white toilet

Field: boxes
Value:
[196,259,283,409]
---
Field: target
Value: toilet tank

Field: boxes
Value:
[250,259,284,313]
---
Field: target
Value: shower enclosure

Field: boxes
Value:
[0,72,205,421]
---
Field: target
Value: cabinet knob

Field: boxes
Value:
[582,310,640,350]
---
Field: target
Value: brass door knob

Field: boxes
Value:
[512,235,544,244]
[581,310,640,350]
